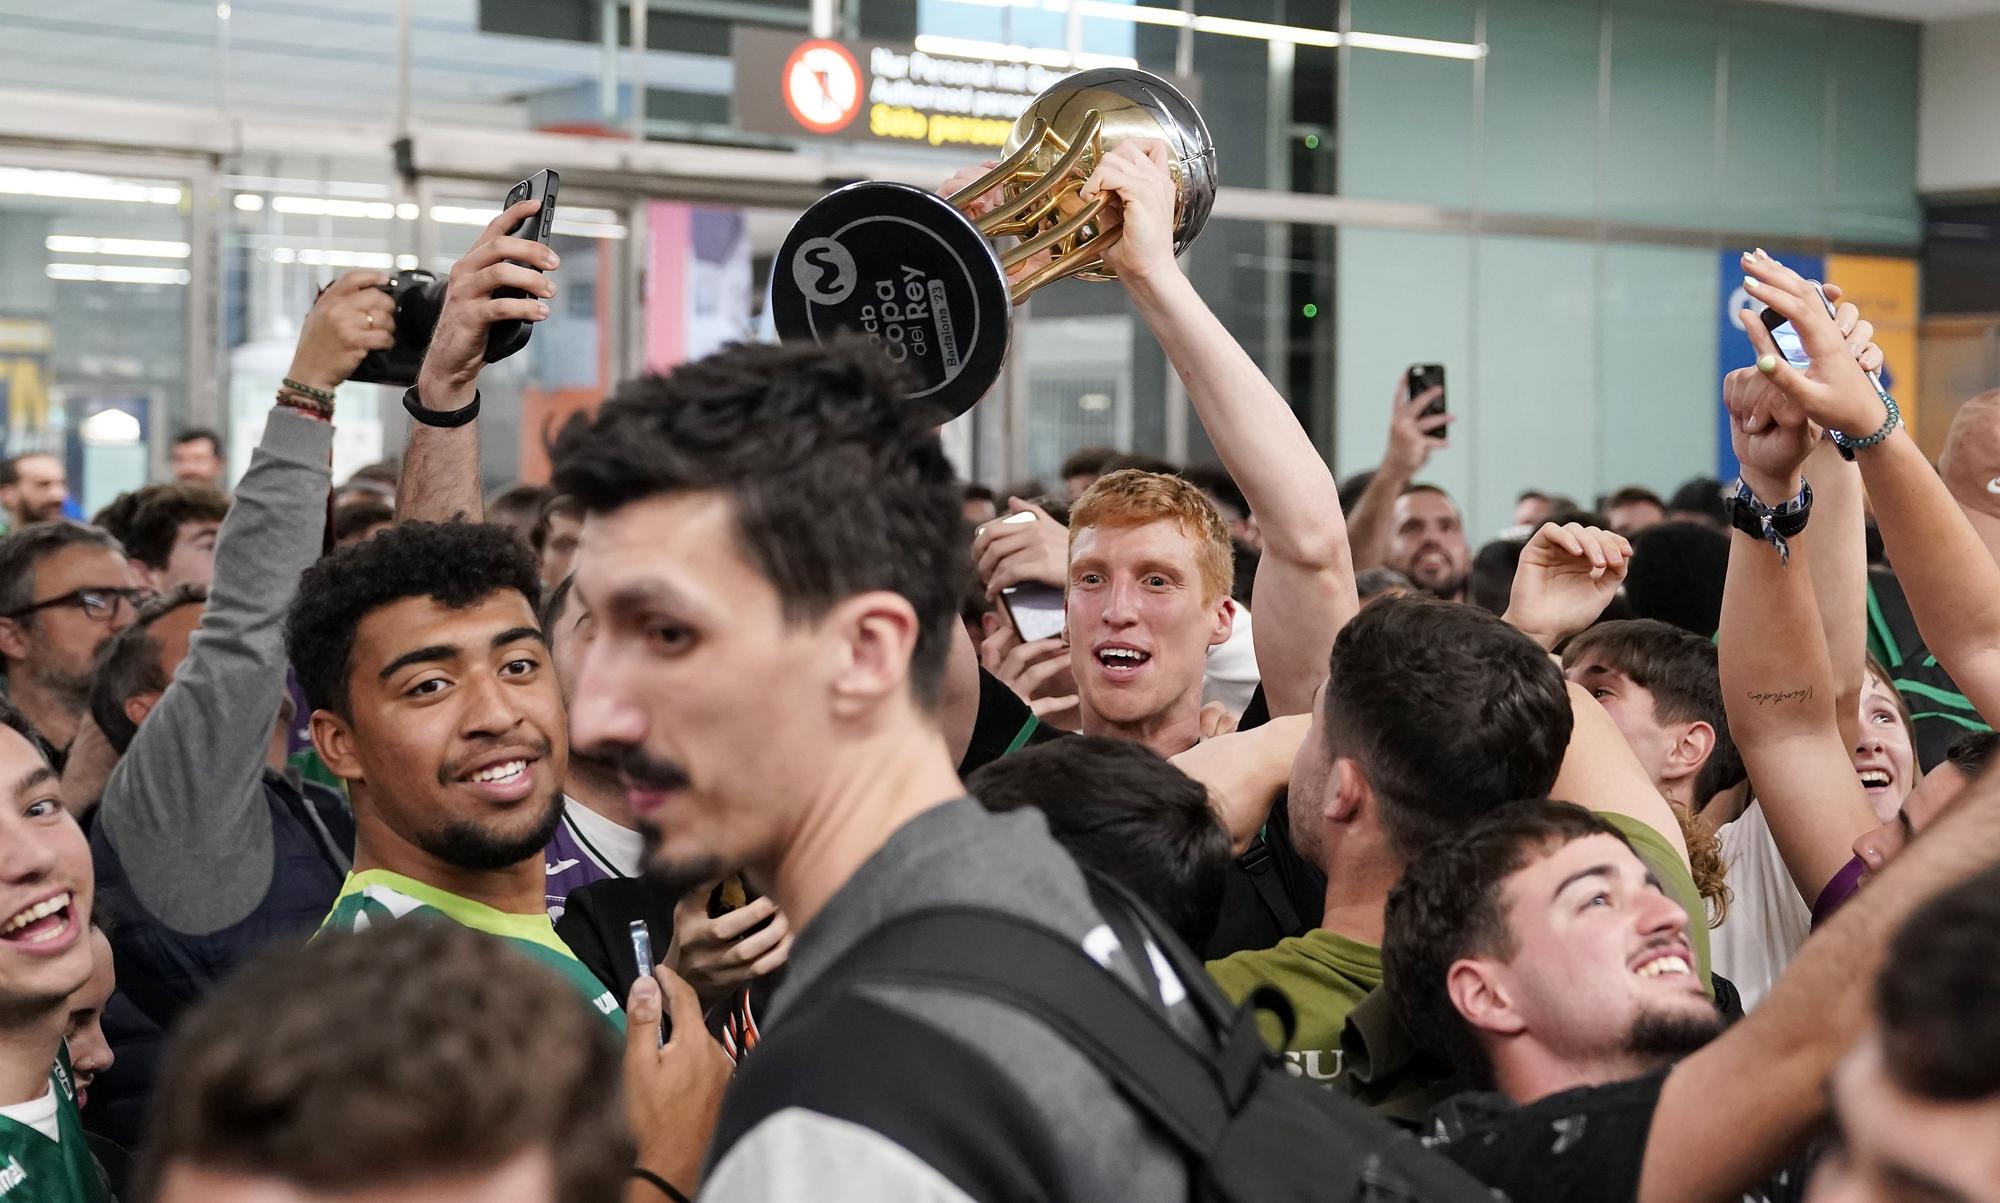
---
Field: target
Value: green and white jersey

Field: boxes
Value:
[0,1049,109,1203]
[321,869,625,1032]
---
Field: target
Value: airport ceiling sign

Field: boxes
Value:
[735,28,1070,150]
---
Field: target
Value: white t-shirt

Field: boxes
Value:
[1202,604,1259,717]
[1711,801,1811,1012]
[564,798,644,880]
[0,1085,58,1143]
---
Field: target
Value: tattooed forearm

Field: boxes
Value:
[1748,686,1814,706]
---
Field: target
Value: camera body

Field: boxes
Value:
[347,169,560,388]
[349,269,445,387]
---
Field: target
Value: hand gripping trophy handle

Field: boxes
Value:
[947,68,1216,305]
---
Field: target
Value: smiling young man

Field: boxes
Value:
[287,521,618,1027]
[1386,772,2000,1203]
[0,697,108,1202]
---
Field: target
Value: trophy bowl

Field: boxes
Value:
[974,67,1217,290]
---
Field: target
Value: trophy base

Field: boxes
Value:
[770,181,1012,419]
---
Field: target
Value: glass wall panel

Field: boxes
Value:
[1718,4,1830,240]
[222,152,411,487]
[1468,235,1599,545]
[0,0,217,110]
[1341,0,1478,208]
[1595,244,1722,500]
[1603,0,1719,229]
[1334,227,1475,509]
[1829,19,1922,245]
[1480,0,1600,221]
[0,162,192,520]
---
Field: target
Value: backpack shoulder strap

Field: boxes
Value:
[812,904,1236,1154]
[1238,834,1307,936]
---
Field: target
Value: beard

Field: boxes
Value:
[639,821,726,902]
[1624,1003,1724,1064]
[26,649,93,712]
[415,788,566,872]
[1402,544,1467,599]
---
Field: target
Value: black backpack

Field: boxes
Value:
[816,872,1494,1203]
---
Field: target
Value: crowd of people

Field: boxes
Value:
[0,140,1995,1203]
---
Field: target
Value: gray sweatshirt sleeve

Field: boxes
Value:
[701,1111,980,1203]
[98,407,334,936]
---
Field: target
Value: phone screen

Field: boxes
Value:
[1758,281,1832,372]
[1764,316,1812,371]
[1001,583,1067,644]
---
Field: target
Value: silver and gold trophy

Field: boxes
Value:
[770,68,1216,416]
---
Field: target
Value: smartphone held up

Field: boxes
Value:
[1755,278,1884,392]
[1407,363,1447,441]
[348,168,561,386]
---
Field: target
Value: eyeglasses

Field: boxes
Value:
[1,587,149,622]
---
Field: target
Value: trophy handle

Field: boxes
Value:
[945,124,1048,214]
[1003,207,1122,304]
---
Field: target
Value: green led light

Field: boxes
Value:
[1301,302,1319,318]
[1304,133,1320,149]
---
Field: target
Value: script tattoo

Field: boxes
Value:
[1748,686,1814,706]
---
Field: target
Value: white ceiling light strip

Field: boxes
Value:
[911,33,1137,69]
[927,0,1485,59]
[0,168,182,206]
[44,235,192,258]
[45,263,191,285]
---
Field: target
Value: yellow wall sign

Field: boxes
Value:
[1825,254,1920,441]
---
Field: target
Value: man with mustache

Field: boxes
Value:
[287,520,618,1028]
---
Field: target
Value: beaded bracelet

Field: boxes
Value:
[1828,391,1901,462]
[275,388,334,422]
[281,377,337,404]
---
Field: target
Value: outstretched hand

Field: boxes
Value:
[415,198,558,395]
[1383,373,1453,478]
[1738,251,1888,438]
[1504,522,1632,651]
[1724,365,1817,503]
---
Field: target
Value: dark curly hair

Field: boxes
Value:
[136,920,628,1203]
[284,522,541,718]
[549,337,964,706]
[1384,800,1628,1087]
[1322,595,1573,861]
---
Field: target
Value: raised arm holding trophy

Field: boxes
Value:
[769,67,1216,416]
